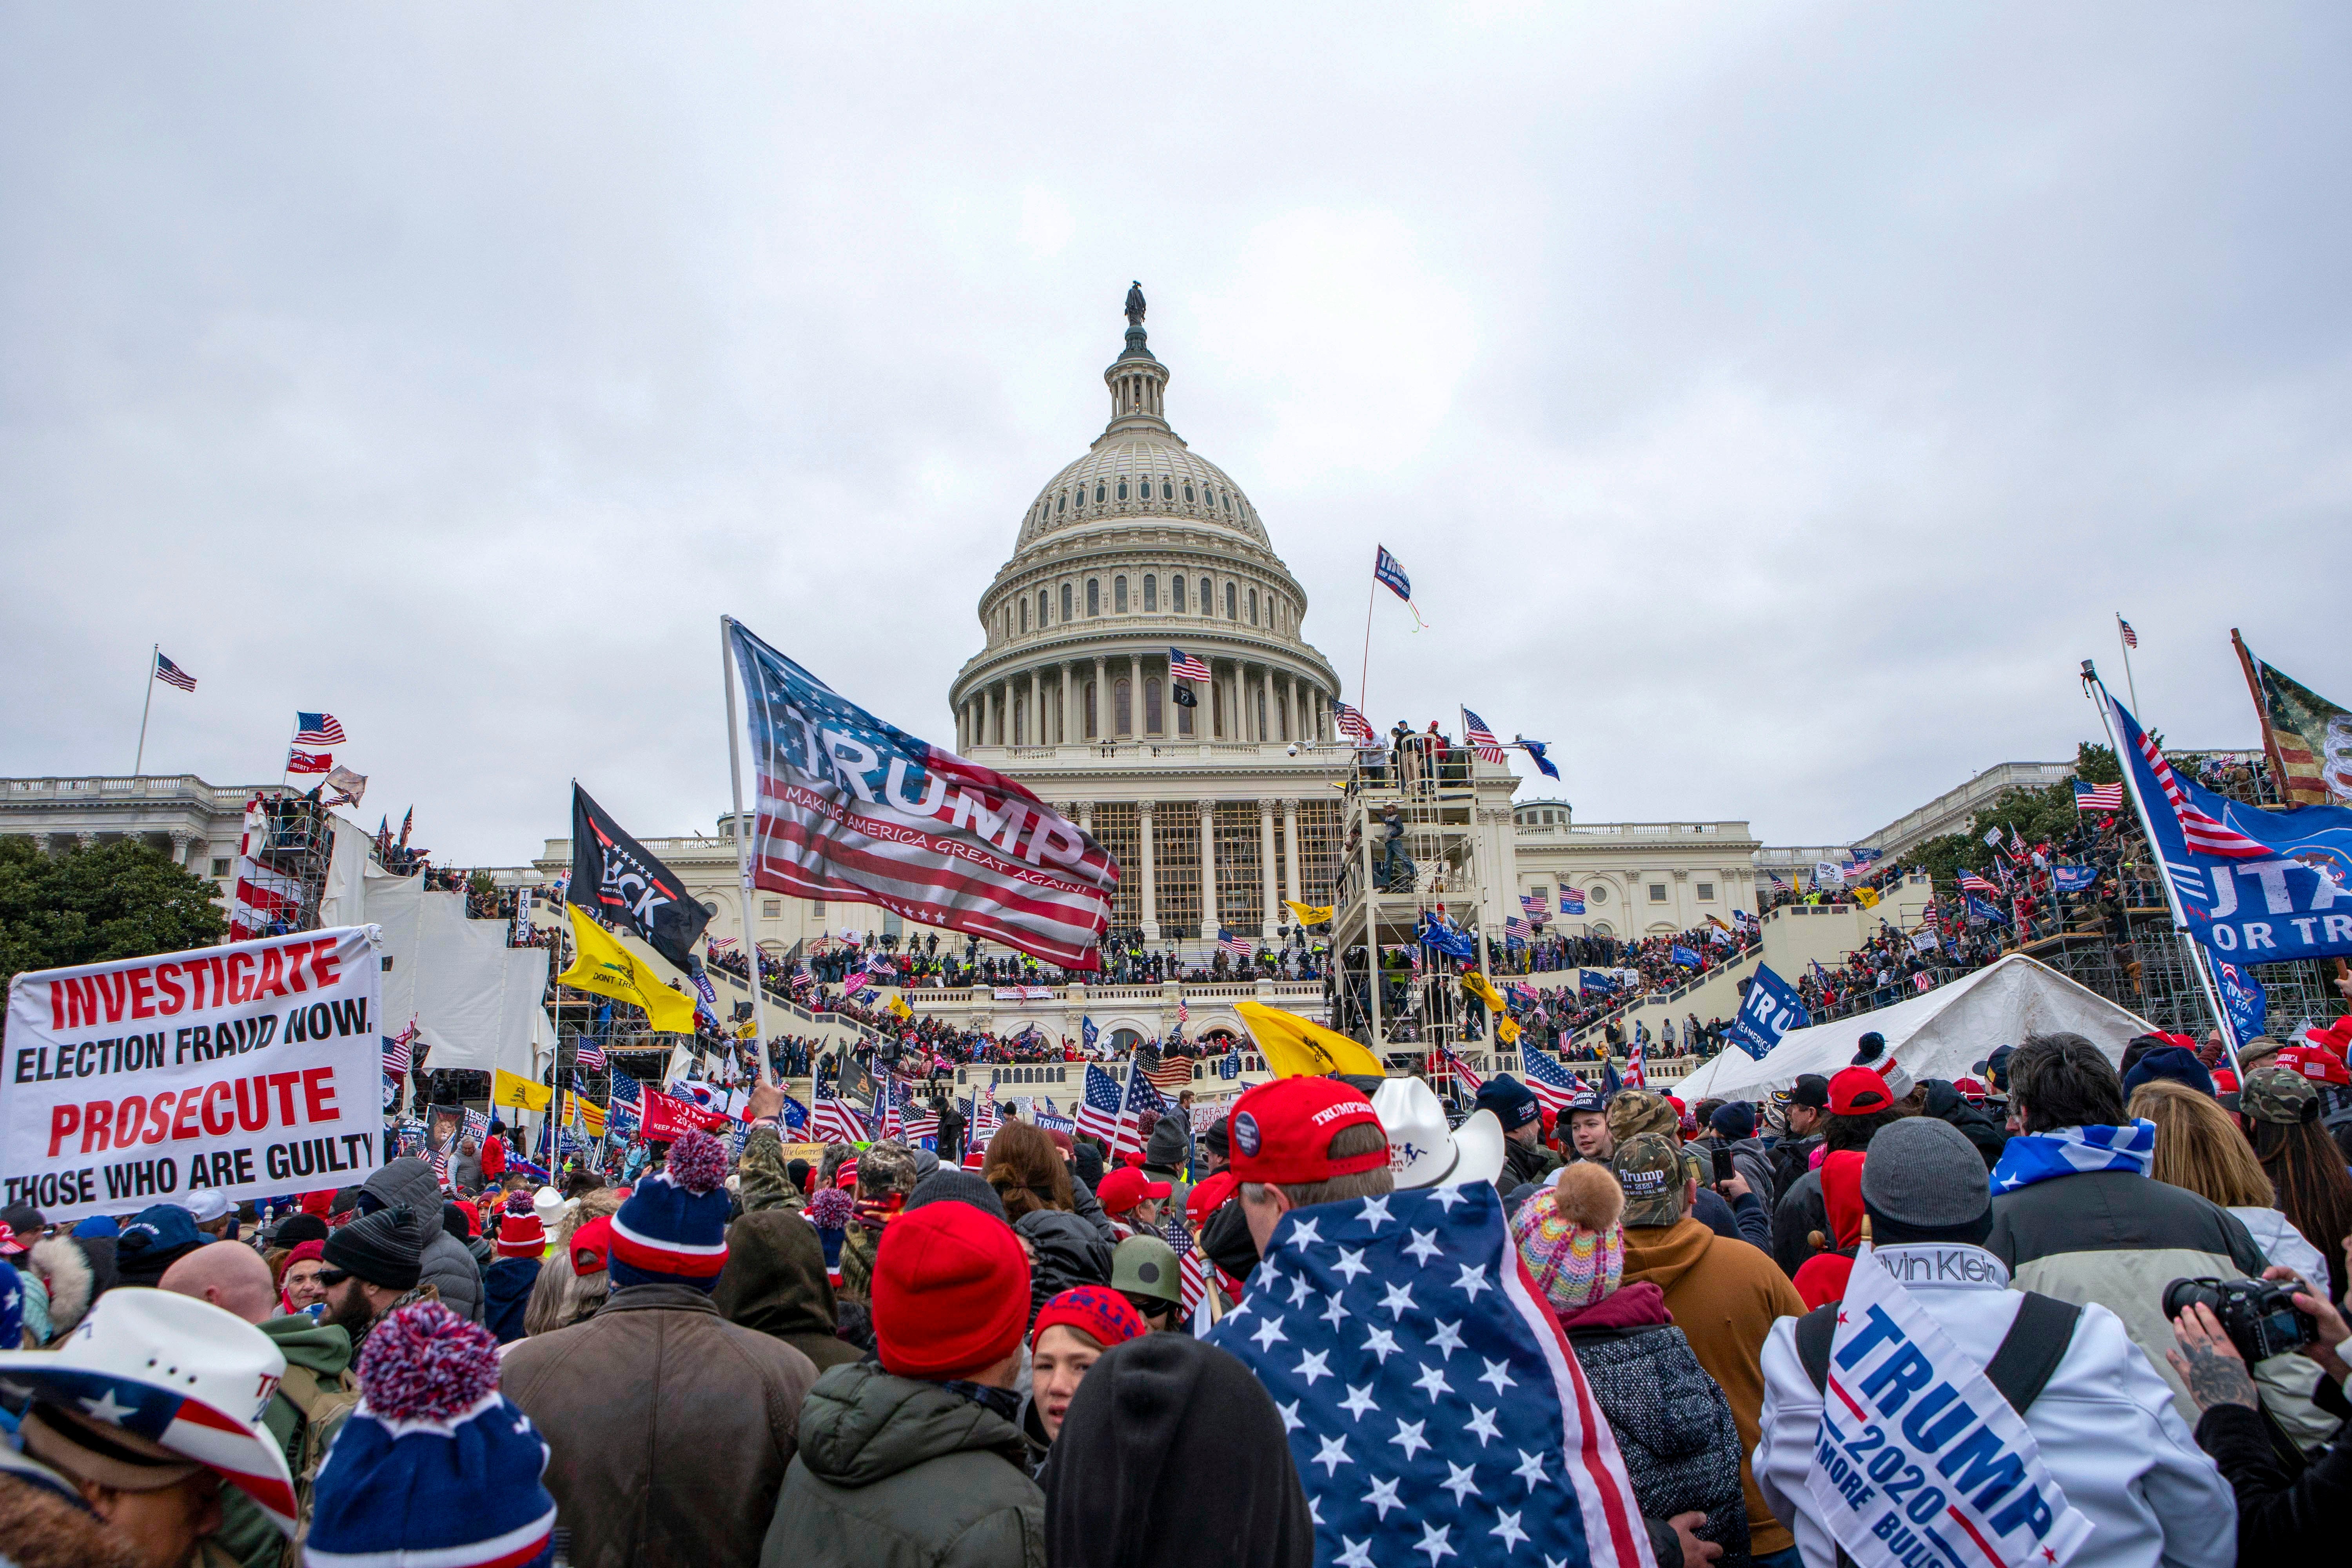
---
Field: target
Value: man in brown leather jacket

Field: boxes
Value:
[506,1126,818,1568]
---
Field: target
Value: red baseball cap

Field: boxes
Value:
[1096,1166,1172,1216]
[1227,1077,1386,1186]
[1828,1066,1895,1116]
[871,1201,1031,1382]
[1187,1171,1239,1225]
[2275,1045,2352,1087]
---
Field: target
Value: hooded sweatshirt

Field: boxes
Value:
[714,1209,863,1372]
[359,1158,484,1323]
[1621,1216,1807,1557]
[1044,1334,1314,1568]
[1789,1151,1864,1309]
[485,1256,542,1345]
[1016,1211,1115,1328]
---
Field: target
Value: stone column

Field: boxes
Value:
[1078,801,1094,832]
[1281,799,1301,911]
[1138,800,1160,942]
[1092,657,1107,741]
[1029,668,1043,747]
[1258,798,1279,940]
[1127,653,1143,739]
[1197,801,1219,940]
[169,831,193,869]
[1289,675,1303,744]
[1059,664,1073,746]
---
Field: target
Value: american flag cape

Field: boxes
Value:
[1203,1184,1653,1568]
[728,619,1118,970]
[1461,708,1510,766]
[1074,1063,1124,1145]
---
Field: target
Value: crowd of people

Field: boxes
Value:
[5,1000,2350,1566]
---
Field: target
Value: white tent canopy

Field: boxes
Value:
[1676,954,2158,1102]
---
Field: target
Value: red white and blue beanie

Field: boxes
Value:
[303,1300,556,1568]
[608,1129,731,1291]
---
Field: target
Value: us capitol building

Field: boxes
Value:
[6,288,1870,1042]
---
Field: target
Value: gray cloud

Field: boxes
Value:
[4,4,2345,864]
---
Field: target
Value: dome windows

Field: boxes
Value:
[1143,575,1157,612]
[1037,588,1050,627]
[1161,479,1173,500]
[1056,492,1066,514]
[1225,583,1238,620]
[1171,575,1186,613]
[1087,579,1100,617]
[1062,583,1073,622]
[1249,588,1259,625]
[1114,576,1128,613]
[1096,484,1106,504]
[1183,483,1195,504]
[1019,599,1029,633]
[1222,492,1232,512]
[1199,576,1212,615]
[1116,480,1128,501]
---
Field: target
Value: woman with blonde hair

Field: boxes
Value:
[2129,1079,2329,1288]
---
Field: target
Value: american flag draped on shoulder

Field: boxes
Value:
[726,618,1118,970]
[1204,1183,1651,1568]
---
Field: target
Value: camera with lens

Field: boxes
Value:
[2163,1276,2318,1364]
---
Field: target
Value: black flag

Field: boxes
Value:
[569,784,712,973]
[1171,684,1197,708]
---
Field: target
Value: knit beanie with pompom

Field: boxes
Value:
[303,1299,557,1567]
[608,1129,731,1292]
[1510,1163,1626,1313]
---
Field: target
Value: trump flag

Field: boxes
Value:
[726,619,1118,971]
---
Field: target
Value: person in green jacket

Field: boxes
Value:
[763,1199,1044,1568]
[160,1243,358,1567]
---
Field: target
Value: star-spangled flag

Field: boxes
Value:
[1334,702,1378,747]
[1519,890,1549,918]
[607,1070,642,1110]
[727,618,1118,971]
[2118,615,2138,649]
[810,1090,870,1146]
[1519,1042,1588,1114]
[1169,647,1210,682]
[1438,1044,1486,1095]
[1220,928,1255,960]
[293,712,347,746]
[1624,1035,1646,1089]
[1204,1183,1651,1568]
[1504,916,1532,941]
[153,651,198,692]
[1957,871,1999,896]
[1115,1057,1166,1160]
[2072,779,2124,813]
[1558,887,1586,916]
[1461,708,1510,767]
[575,1040,606,1071]
[1074,1062,1124,1145]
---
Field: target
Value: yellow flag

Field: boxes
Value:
[1497,1015,1521,1045]
[1854,886,1881,909]
[491,1068,552,1112]
[561,1092,607,1137]
[1459,970,1507,1011]
[737,1019,759,1040]
[1234,1001,1388,1079]
[887,994,913,1021]
[1283,900,1336,928]
[558,905,698,1034]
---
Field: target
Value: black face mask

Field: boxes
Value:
[1198,1197,1259,1282]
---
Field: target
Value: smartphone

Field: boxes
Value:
[1711,1146,1737,1186]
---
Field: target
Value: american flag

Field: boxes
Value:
[1203,1184,1650,1568]
[608,1069,643,1111]
[1519,890,1548,918]
[1137,1047,1196,1093]
[1557,886,1586,915]
[294,712,347,745]
[1218,929,1254,960]
[1624,1034,1647,1088]
[1169,647,1210,682]
[901,1098,940,1144]
[2117,699,2273,859]
[2071,779,2124,813]
[810,1090,869,1146]
[728,621,1117,972]
[1169,1213,1214,1323]
[153,652,197,692]
[381,1024,417,1079]
[429,1148,452,1188]
[707,936,738,952]
[1461,708,1510,766]
[1958,870,1999,896]
[575,1040,606,1071]
[1075,1062,1125,1145]
[1518,1040,1584,1112]
[1504,915,1532,941]
[962,1092,1002,1168]
[1333,702,1377,747]
[286,750,334,774]
[1438,1044,1485,1094]
[1115,1058,1167,1160]
[1913,972,1933,993]
[2118,616,2138,649]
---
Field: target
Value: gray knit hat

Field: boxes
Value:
[1859,1118,1989,1230]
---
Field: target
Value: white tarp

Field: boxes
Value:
[1676,954,2156,1101]
[314,815,374,931]
[365,874,548,1082]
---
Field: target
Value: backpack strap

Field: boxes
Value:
[1982,1292,2081,1415]
[1795,1303,1840,1393]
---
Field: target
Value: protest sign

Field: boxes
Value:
[1727,964,1810,1061]
[3,926,383,1223]
[639,1087,734,1141]
[1806,1244,2094,1568]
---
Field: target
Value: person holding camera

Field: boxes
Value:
[2167,1251,2352,1555]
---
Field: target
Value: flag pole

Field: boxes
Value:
[2115,615,2141,726]
[2229,629,2294,800]
[2083,663,2238,1073]
[1358,568,1377,720]
[720,616,775,1087]
[132,644,158,777]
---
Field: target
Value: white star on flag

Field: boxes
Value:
[1379,1281,1417,1319]
[1391,1418,1430,1460]
[1313,1434,1354,1476]
[1363,1476,1405,1520]
[1479,1358,1518,1396]
[1332,1247,1370,1283]
[1403,1228,1443,1265]
[1453,1263,1491,1300]
[1339,1383,1378,1421]
[1428,1318,1466,1360]
[1295,1349,1333,1386]
[1412,1363,1453,1401]
[1250,1314,1288,1351]
[1416,1522,1458,1564]
[1465,1406,1502,1447]
[1492,1511,1530,1552]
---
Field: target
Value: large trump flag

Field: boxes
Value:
[726,619,1118,971]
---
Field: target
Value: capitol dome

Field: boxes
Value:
[950,287,1342,758]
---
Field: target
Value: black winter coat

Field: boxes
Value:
[1566,1308,1753,1568]
[1921,1080,2007,1170]
[1014,1210,1113,1327]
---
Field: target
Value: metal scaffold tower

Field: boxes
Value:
[247,791,335,934]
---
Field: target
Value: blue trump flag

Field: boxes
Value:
[2051,864,2100,894]
[1726,964,1809,1061]
[1417,912,1478,961]
[1670,944,1701,968]
[2212,959,2268,1048]
[1204,1183,1649,1568]
[2105,682,2352,963]
[1082,1016,1099,1052]
[1964,895,2010,926]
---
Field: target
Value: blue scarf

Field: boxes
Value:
[1989,1121,2156,1195]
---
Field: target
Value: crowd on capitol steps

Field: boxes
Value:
[1,999,2351,1566]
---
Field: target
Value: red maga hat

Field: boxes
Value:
[1226,1078,1386,1187]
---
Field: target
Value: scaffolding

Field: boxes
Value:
[2022,907,2341,1043]
[246,791,335,935]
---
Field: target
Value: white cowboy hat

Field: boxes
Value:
[1372,1077,1507,1190]
[0,1287,296,1535]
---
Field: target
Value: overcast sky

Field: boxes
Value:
[5,4,2347,866]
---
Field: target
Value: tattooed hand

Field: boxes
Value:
[2167,1302,2259,1412]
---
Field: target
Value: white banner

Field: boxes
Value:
[1806,1244,2093,1568]
[1815,860,1847,886]
[3,927,385,1223]
[991,985,1056,1002]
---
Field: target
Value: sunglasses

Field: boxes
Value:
[316,1268,352,1288]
